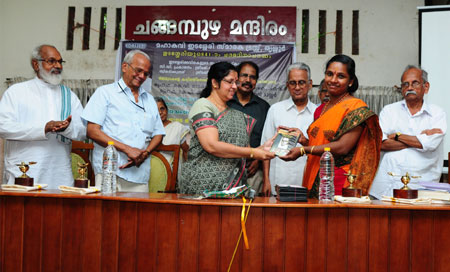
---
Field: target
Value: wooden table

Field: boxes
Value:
[1,190,449,271]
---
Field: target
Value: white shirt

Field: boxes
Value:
[370,100,447,199]
[0,77,86,188]
[81,78,165,184]
[261,98,317,194]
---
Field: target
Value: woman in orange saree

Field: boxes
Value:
[282,55,382,197]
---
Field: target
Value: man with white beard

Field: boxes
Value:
[0,44,85,189]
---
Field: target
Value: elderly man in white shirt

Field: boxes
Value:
[260,62,317,196]
[370,65,447,199]
[82,50,165,192]
[0,44,86,188]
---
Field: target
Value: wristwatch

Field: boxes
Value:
[394,132,401,141]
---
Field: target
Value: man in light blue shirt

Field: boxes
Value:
[82,50,165,192]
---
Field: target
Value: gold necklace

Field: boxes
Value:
[208,96,227,112]
[320,92,349,117]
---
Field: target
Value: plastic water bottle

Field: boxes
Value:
[319,147,335,202]
[102,141,118,193]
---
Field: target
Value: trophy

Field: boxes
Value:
[342,170,362,197]
[388,172,420,199]
[74,162,89,188]
[15,162,37,186]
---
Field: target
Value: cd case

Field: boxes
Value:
[269,128,300,156]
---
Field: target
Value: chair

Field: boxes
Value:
[148,144,181,193]
[71,140,95,186]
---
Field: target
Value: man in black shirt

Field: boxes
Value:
[227,61,270,195]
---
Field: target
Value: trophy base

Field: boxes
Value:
[74,179,89,188]
[15,177,34,186]
[393,189,418,199]
[342,188,362,198]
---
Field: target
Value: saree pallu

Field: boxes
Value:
[179,108,255,195]
[303,98,382,197]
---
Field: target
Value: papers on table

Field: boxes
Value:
[58,185,100,195]
[334,195,371,204]
[1,184,47,192]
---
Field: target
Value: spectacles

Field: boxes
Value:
[401,81,423,89]
[320,89,328,93]
[239,73,257,80]
[37,58,65,65]
[288,80,308,87]
[222,78,241,86]
[128,63,150,78]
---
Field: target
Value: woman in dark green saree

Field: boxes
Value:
[179,62,275,195]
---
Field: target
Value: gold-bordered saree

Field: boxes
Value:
[303,98,382,197]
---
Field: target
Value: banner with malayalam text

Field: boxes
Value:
[125,6,296,43]
[120,41,294,124]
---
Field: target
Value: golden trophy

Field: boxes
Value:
[388,172,420,199]
[15,162,37,186]
[74,162,89,188]
[342,170,362,197]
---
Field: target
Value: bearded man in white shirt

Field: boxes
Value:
[260,62,317,196]
[0,44,86,188]
[369,65,447,199]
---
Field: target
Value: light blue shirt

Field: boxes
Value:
[81,78,165,183]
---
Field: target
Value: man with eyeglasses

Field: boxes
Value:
[260,62,317,196]
[82,50,165,192]
[0,44,86,189]
[226,61,270,195]
[370,65,447,199]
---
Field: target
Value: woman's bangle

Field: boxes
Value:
[299,147,305,156]
[249,148,254,159]
[310,146,315,154]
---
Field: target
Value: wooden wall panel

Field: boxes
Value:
[0,198,3,271]
[368,209,389,272]
[136,203,157,271]
[389,210,411,271]
[41,198,62,271]
[198,206,220,271]
[306,208,327,272]
[61,199,85,272]
[2,194,450,272]
[433,211,450,272]
[285,208,307,271]
[178,205,200,272]
[155,203,178,272]
[241,206,263,272]
[81,199,102,272]
[101,200,120,271]
[22,197,43,272]
[327,208,348,272]
[263,207,285,271]
[347,209,369,272]
[411,210,434,272]
[118,202,138,272]
[220,206,242,272]
[3,196,24,272]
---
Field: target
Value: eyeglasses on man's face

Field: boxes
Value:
[222,78,241,86]
[128,63,150,78]
[239,73,257,81]
[401,80,424,89]
[38,58,65,66]
[288,80,308,87]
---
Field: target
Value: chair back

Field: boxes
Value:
[71,141,95,186]
[148,144,181,192]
